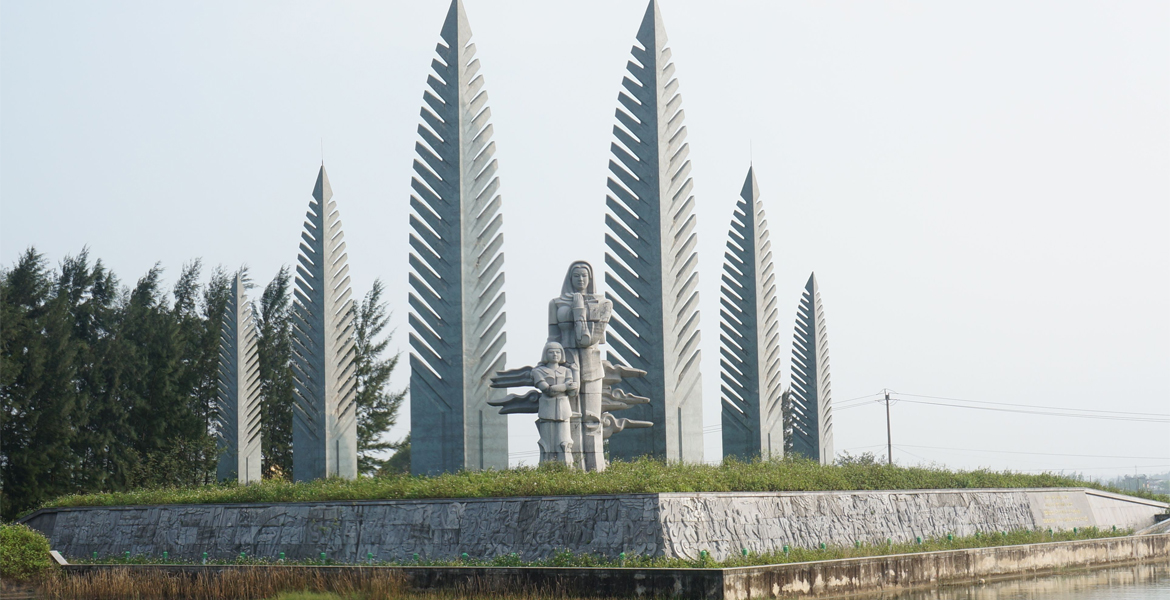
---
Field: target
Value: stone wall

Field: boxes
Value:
[22,488,1167,562]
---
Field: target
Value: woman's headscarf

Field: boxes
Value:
[559,260,596,297]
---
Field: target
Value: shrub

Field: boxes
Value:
[0,522,55,581]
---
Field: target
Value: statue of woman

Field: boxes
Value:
[531,342,576,466]
[549,261,612,471]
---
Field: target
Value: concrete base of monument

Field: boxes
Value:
[21,488,1167,563]
[55,535,1170,600]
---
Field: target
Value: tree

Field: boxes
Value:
[350,279,406,476]
[780,387,796,456]
[0,249,82,519]
[57,249,135,494]
[379,434,411,476]
[118,264,216,487]
[255,267,294,479]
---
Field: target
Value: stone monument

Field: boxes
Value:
[408,0,509,475]
[214,270,262,483]
[720,167,784,461]
[603,0,705,464]
[788,273,834,464]
[490,261,651,471]
[291,165,358,481]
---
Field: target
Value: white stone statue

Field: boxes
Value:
[532,342,576,466]
[548,261,610,471]
[490,260,652,471]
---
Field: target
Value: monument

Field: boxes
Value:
[788,273,834,464]
[291,166,358,481]
[720,168,784,461]
[602,0,705,464]
[214,270,262,483]
[490,261,651,471]
[408,0,509,475]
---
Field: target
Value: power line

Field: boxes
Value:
[895,444,1169,461]
[892,391,1169,418]
[892,397,1169,423]
[1015,464,1170,473]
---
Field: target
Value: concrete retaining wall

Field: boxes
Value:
[22,487,1167,562]
[57,534,1170,599]
[722,532,1170,599]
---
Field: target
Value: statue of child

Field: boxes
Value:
[532,341,577,467]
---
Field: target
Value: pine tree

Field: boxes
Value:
[351,279,405,476]
[117,265,206,487]
[780,387,796,457]
[379,434,411,476]
[256,267,294,479]
[169,260,222,486]
[0,248,82,519]
[59,250,136,493]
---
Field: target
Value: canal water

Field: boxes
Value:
[881,561,1170,599]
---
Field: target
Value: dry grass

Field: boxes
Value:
[38,568,408,600]
[36,567,592,600]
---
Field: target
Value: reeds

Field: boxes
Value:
[40,568,393,600]
[36,568,592,600]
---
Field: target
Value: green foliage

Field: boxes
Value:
[351,280,406,476]
[779,388,795,456]
[2,249,86,517]
[37,456,1168,511]
[256,267,295,480]
[835,451,880,466]
[0,522,55,581]
[378,434,411,476]
[2,247,405,518]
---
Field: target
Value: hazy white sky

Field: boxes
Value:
[3,1,1167,477]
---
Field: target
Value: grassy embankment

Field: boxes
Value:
[34,457,1170,513]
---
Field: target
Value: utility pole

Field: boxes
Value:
[885,390,893,466]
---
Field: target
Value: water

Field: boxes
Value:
[880,562,1170,599]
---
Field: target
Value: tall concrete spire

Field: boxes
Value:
[789,273,834,464]
[215,270,262,483]
[291,165,358,481]
[604,0,704,463]
[408,0,508,475]
[720,168,784,461]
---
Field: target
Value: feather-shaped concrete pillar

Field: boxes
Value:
[789,273,834,464]
[604,0,704,463]
[720,168,783,461]
[291,165,358,481]
[215,271,262,483]
[408,0,508,475]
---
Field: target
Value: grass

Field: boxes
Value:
[37,568,601,600]
[68,527,1128,569]
[32,457,1170,514]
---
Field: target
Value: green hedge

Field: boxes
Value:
[33,457,1169,511]
[0,522,55,581]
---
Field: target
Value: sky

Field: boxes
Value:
[2,0,1168,478]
